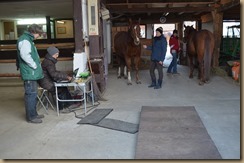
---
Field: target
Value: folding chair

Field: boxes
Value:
[37,87,55,114]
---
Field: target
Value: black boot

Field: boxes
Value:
[154,80,162,89]
[148,80,156,88]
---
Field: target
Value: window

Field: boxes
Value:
[183,21,196,38]
[153,24,175,41]
[140,25,146,38]
[223,21,240,38]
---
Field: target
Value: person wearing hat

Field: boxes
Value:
[167,29,180,75]
[143,27,167,89]
[38,46,79,112]
[17,24,45,123]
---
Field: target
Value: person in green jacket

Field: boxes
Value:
[17,24,44,123]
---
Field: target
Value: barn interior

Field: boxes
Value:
[0,0,241,86]
[0,0,241,159]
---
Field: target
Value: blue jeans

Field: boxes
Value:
[24,80,38,121]
[167,52,178,73]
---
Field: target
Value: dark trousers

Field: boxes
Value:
[56,87,73,110]
[149,61,163,82]
[24,80,38,121]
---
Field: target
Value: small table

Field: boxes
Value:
[54,76,94,116]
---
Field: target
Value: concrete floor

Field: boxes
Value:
[0,58,240,159]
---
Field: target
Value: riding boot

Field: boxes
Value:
[154,80,162,89]
[148,80,156,88]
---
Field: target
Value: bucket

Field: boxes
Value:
[232,61,240,81]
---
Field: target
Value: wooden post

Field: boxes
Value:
[197,20,202,30]
[46,16,51,44]
[212,10,223,67]
[177,22,183,41]
[73,0,83,53]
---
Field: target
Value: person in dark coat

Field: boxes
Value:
[38,46,78,111]
[143,27,167,89]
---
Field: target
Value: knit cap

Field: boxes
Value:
[47,46,59,56]
[156,27,163,34]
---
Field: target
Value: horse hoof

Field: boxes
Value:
[136,81,142,84]
[198,81,204,85]
[124,76,128,79]
[127,82,132,85]
[118,76,121,79]
[189,75,193,78]
[205,80,210,84]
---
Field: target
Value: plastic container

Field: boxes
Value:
[232,61,240,81]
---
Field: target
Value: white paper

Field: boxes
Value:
[73,52,87,77]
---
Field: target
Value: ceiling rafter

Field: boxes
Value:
[108,6,214,13]
[217,0,240,12]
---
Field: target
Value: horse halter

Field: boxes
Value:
[130,23,141,46]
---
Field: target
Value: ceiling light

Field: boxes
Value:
[57,21,65,24]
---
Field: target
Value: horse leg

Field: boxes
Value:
[118,66,122,78]
[198,60,205,85]
[198,62,201,79]
[134,56,141,84]
[188,56,194,78]
[125,57,132,85]
[123,65,127,79]
[117,55,122,79]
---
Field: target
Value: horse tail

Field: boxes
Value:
[204,35,212,81]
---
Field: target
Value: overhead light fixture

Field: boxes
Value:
[57,21,65,24]
[160,17,166,23]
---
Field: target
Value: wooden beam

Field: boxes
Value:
[46,16,52,44]
[106,1,215,5]
[73,0,83,53]
[217,0,240,12]
[212,10,223,67]
[108,6,214,13]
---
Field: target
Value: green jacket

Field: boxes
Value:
[17,31,43,81]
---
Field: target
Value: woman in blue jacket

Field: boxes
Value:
[143,27,167,89]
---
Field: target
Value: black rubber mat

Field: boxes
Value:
[93,118,139,134]
[135,106,222,159]
[77,108,113,124]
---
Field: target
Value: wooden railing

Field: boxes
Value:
[0,42,74,51]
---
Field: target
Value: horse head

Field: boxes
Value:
[128,18,141,46]
[184,25,196,41]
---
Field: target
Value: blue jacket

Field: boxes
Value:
[146,35,167,62]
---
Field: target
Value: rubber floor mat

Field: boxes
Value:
[93,118,139,134]
[135,106,222,159]
[77,108,113,124]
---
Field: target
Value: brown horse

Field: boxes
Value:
[114,19,141,85]
[184,25,215,85]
